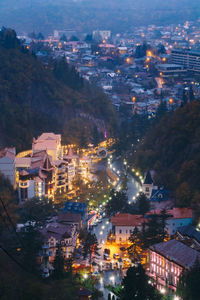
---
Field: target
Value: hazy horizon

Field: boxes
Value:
[0,0,200,35]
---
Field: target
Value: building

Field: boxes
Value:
[142,170,157,198]
[32,133,62,161]
[0,148,16,188]
[17,152,55,202]
[147,207,193,235]
[57,211,82,230]
[171,49,200,72]
[149,239,200,291]
[111,213,146,244]
[92,30,111,41]
[157,63,186,77]
[2,133,93,202]
[54,30,78,39]
[40,222,77,277]
[149,188,173,210]
[177,224,200,248]
[78,288,92,300]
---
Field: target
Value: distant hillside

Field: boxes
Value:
[134,101,200,208]
[0,28,117,150]
[0,0,199,34]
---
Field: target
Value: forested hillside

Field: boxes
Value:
[134,101,200,208]
[0,28,117,150]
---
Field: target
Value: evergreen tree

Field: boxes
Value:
[92,126,100,146]
[182,89,188,105]
[28,31,37,39]
[127,227,141,263]
[189,85,194,102]
[60,34,67,41]
[70,35,79,41]
[19,225,43,274]
[177,260,200,300]
[136,192,150,215]
[82,232,100,266]
[84,34,93,42]
[37,32,45,40]
[119,265,161,300]
[80,128,88,148]
[105,190,128,216]
[52,242,66,279]
[156,101,167,122]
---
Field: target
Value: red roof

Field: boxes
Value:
[111,213,145,226]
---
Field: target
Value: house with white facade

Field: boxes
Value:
[142,170,157,198]
[0,148,16,188]
[111,213,146,244]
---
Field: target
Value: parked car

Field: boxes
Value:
[104,248,111,260]
[113,253,120,259]
[104,254,111,261]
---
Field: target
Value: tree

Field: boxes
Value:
[28,31,37,39]
[189,85,194,102]
[70,35,79,41]
[18,197,56,226]
[19,225,43,274]
[60,34,67,41]
[177,260,200,300]
[155,101,167,122]
[119,265,161,300]
[84,34,93,42]
[82,232,100,266]
[37,32,45,40]
[52,242,66,279]
[127,227,141,263]
[92,126,101,146]
[0,28,21,49]
[136,193,150,215]
[106,190,128,216]
[176,182,192,207]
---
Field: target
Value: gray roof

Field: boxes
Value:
[177,225,200,243]
[151,239,200,269]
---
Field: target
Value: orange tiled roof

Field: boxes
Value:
[111,213,145,226]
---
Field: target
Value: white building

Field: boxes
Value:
[32,133,62,161]
[111,213,145,244]
[0,148,16,188]
[142,170,157,198]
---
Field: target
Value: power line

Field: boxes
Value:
[0,244,27,272]
[0,197,25,249]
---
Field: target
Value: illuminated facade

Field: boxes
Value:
[149,239,200,291]
[111,213,145,244]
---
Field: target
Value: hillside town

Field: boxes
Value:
[20,19,200,121]
[0,130,199,299]
[1,5,200,299]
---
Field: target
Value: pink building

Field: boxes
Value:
[149,239,200,291]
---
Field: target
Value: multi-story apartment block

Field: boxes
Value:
[1,133,92,202]
[171,49,200,72]
[149,239,200,291]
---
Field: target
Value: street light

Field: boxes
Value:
[83,273,88,279]
[160,288,166,294]
[109,276,115,284]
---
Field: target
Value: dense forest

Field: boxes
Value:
[0,28,117,150]
[134,101,200,208]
